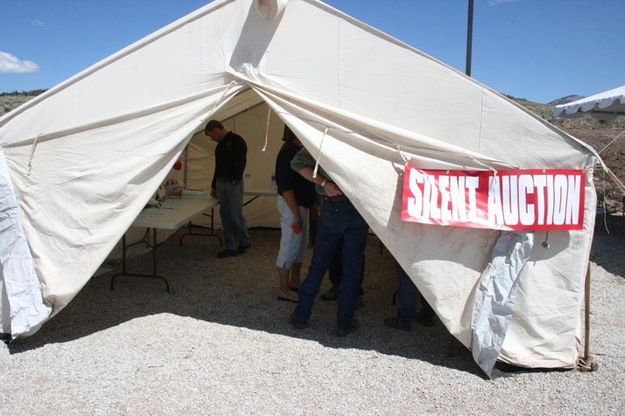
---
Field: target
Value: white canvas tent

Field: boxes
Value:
[553,86,625,188]
[553,85,625,120]
[0,0,604,376]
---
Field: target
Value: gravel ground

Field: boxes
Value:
[1,228,624,415]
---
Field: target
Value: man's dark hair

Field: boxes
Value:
[205,119,224,135]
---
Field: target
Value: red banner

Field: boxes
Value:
[401,165,585,231]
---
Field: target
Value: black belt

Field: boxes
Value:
[323,195,348,203]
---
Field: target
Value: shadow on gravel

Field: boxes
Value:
[6,230,483,378]
[590,215,625,279]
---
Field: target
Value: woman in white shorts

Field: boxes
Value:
[274,127,316,302]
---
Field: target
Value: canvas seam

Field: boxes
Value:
[478,89,485,153]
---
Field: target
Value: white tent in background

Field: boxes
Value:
[553,86,625,184]
[554,85,625,120]
[0,0,605,376]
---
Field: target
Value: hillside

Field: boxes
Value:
[548,95,585,106]
[2,91,624,208]
[0,94,36,116]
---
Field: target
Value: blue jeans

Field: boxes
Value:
[216,178,250,251]
[295,198,368,328]
[328,238,365,291]
[396,263,434,326]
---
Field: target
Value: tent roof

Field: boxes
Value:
[553,85,625,119]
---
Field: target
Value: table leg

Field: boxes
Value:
[179,207,223,247]
[243,195,261,207]
[110,229,171,293]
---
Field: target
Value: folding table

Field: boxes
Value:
[110,195,219,293]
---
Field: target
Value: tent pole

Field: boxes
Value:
[465,0,474,76]
[183,147,188,186]
[584,263,591,358]
[579,262,598,371]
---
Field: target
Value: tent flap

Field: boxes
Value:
[0,149,50,337]
[471,231,534,377]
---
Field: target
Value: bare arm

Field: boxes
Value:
[296,166,342,197]
[281,189,302,226]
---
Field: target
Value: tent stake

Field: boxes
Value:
[578,262,598,372]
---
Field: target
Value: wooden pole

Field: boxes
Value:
[580,262,598,371]
[584,262,591,359]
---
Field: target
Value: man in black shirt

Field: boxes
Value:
[205,120,251,258]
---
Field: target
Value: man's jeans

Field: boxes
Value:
[396,263,418,326]
[295,198,368,328]
[216,178,250,251]
[396,263,434,326]
[328,238,365,291]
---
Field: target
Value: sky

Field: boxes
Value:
[0,0,623,103]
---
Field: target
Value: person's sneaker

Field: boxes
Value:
[237,242,251,254]
[320,286,339,301]
[335,319,359,337]
[289,312,308,330]
[216,249,239,259]
[384,316,412,331]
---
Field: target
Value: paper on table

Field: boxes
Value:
[182,189,208,197]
